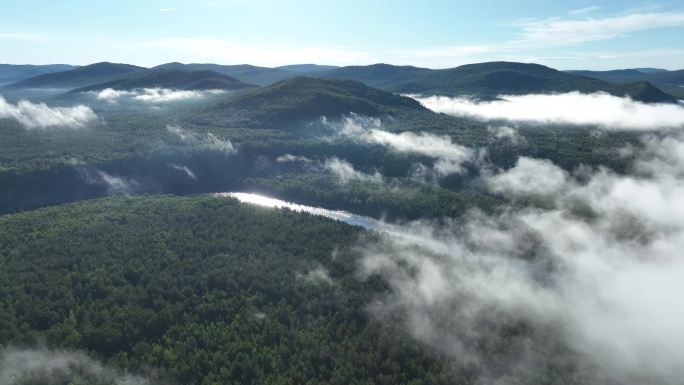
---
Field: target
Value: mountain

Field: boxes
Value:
[316,63,432,89]
[0,64,77,85]
[201,76,425,128]
[568,67,684,99]
[7,62,145,89]
[154,62,296,86]
[388,61,676,103]
[276,64,339,73]
[567,69,649,83]
[634,68,669,74]
[74,69,256,92]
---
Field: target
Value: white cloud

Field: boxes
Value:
[0,32,44,40]
[89,88,223,103]
[414,92,684,130]
[275,150,383,184]
[296,266,333,285]
[0,94,97,129]
[159,7,178,12]
[369,130,474,176]
[96,171,136,195]
[0,347,151,385]
[168,163,196,179]
[323,114,475,176]
[155,38,372,67]
[518,12,684,45]
[487,125,522,143]
[568,5,602,15]
[359,134,684,384]
[488,157,568,197]
[167,125,236,154]
[276,153,314,163]
[323,157,382,185]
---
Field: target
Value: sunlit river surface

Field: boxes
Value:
[214,192,388,231]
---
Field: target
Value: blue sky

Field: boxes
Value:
[1,0,684,69]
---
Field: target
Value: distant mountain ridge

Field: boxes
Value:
[7,60,681,103]
[7,62,145,89]
[74,69,256,92]
[567,67,684,98]
[276,64,339,73]
[200,76,425,128]
[366,61,675,103]
[0,64,77,84]
[153,62,295,86]
[317,63,432,89]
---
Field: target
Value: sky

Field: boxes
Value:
[1,0,684,70]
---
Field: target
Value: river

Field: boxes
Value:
[214,192,387,231]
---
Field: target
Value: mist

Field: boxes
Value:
[89,88,225,103]
[0,94,97,129]
[412,92,684,130]
[322,113,476,176]
[0,346,153,385]
[358,133,684,384]
[275,151,384,184]
[167,125,236,154]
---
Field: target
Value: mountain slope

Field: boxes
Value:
[0,194,461,384]
[200,76,425,128]
[0,64,77,84]
[74,69,256,91]
[316,63,432,89]
[567,69,649,83]
[154,62,296,85]
[390,61,676,103]
[8,62,145,89]
[568,68,684,98]
[276,64,339,73]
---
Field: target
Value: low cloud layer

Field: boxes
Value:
[413,92,684,130]
[276,152,383,184]
[168,163,197,180]
[323,157,383,184]
[323,114,475,176]
[90,88,224,103]
[0,347,152,385]
[0,94,97,129]
[167,125,236,154]
[359,134,684,384]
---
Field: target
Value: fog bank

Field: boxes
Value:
[413,92,684,130]
[0,94,97,129]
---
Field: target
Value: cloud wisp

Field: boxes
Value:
[168,163,197,180]
[0,94,97,129]
[276,152,383,185]
[167,125,236,154]
[323,157,383,184]
[0,347,152,385]
[413,92,684,130]
[323,114,476,176]
[89,88,224,103]
[358,134,684,384]
[518,12,684,46]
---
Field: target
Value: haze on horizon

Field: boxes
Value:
[2,0,684,70]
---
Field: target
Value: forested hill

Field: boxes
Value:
[317,63,433,89]
[312,61,676,103]
[568,67,684,99]
[0,195,459,385]
[200,76,426,128]
[154,62,297,86]
[387,61,677,103]
[74,69,256,92]
[0,64,77,84]
[6,62,145,89]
